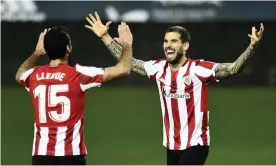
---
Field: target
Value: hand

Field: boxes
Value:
[248,23,264,48]
[34,29,48,56]
[85,12,112,38]
[114,22,133,47]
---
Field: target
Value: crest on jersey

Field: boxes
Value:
[183,76,192,85]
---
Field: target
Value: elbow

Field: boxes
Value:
[15,74,21,83]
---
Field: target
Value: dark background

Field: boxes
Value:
[1,1,276,165]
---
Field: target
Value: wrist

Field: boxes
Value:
[101,33,110,40]
[33,51,43,57]
[249,43,256,49]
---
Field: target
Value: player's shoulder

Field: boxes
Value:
[189,58,214,66]
[74,63,104,76]
[146,59,167,66]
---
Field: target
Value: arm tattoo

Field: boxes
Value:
[215,46,255,79]
[132,58,147,76]
[106,40,122,61]
[106,40,147,76]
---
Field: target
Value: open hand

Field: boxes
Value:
[85,12,112,38]
[114,22,133,47]
[35,29,48,56]
[248,23,264,48]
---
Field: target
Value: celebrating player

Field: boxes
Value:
[89,12,264,165]
[15,16,133,165]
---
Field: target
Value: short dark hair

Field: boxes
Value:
[166,26,190,43]
[44,25,71,60]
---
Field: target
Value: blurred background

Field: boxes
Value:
[1,0,276,165]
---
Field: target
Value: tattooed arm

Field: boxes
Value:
[102,34,147,76]
[215,46,255,79]
[215,23,264,79]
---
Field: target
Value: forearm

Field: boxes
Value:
[102,34,122,61]
[117,46,132,74]
[15,52,40,82]
[215,45,255,79]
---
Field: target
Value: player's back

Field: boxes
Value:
[21,64,104,156]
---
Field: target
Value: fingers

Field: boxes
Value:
[84,25,93,30]
[86,16,94,26]
[259,23,264,37]
[114,37,119,42]
[106,21,112,27]
[251,26,257,36]
[94,12,102,23]
[89,14,97,24]
[260,23,264,31]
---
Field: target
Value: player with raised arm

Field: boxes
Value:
[15,14,133,165]
[88,12,264,165]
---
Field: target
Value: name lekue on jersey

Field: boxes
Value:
[36,72,65,81]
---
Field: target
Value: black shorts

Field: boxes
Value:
[167,145,209,165]
[32,155,86,165]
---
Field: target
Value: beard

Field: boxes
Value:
[167,51,184,65]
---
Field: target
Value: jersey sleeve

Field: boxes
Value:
[144,59,164,81]
[194,60,219,83]
[75,64,105,91]
[19,68,35,92]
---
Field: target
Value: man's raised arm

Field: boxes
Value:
[85,12,147,76]
[214,23,264,79]
[15,29,48,83]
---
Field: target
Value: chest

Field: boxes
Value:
[156,67,201,94]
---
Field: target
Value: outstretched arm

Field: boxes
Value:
[215,46,254,79]
[215,23,264,79]
[84,11,147,76]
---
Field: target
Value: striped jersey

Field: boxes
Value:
[20,64,104,156]
[144,58,218,150]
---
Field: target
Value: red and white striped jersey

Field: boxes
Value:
[20,64,104,156]
[144,58,218,150]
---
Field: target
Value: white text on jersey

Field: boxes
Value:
[36,72,65,81]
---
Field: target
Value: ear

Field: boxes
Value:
[183,42,189,51]
[66,45,72,53]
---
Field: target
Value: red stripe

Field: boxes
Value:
[65,126,73,155]
[201,84,209,145]
[79,120,86,155]
[34,125,41,155]
[185,62,196,148]
[170,70,181,150]
[46,127,57,156]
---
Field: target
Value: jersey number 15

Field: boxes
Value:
[33,84,71,123]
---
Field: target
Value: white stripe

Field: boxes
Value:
[156,81,167,147]
[176,64,189,150]
[38,127,49,155]
[55,127,67,156]
[76,64,104,77]
[195,65,213,78]
[72,120,81,155]
[32,123,37,155]
[20,68,34,81]
[80,82,101,91]
[190,68,204,146]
